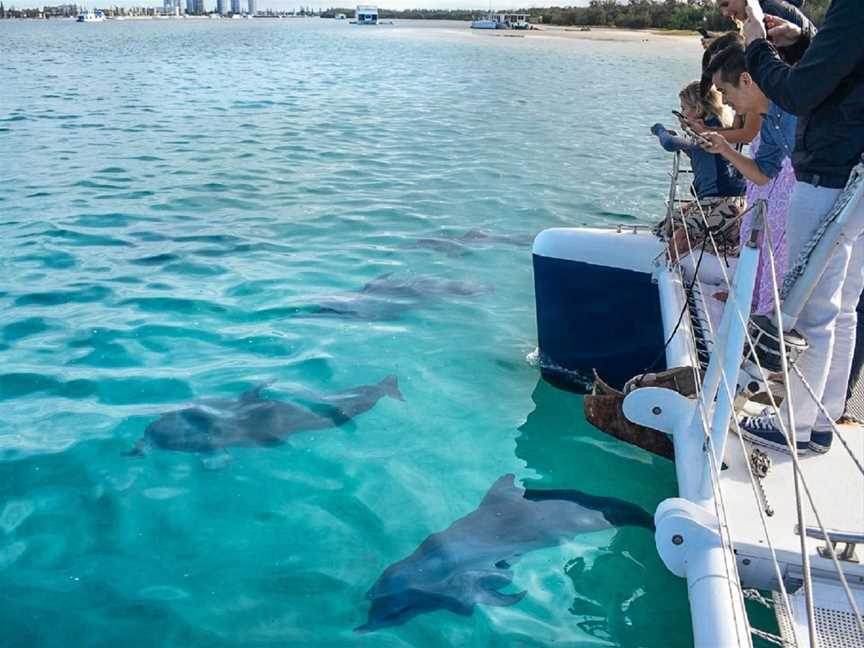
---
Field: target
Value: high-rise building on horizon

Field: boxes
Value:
[192,0,203,12]
[247,0,255,15]
[185,0,194,13]
[230,0,240,13]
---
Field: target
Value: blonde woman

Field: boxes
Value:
[651,81,747,262]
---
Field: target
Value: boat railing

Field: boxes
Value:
[625,155,864,647]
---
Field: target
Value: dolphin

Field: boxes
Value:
[295,274,492,321]
[356,474,653,632]
[411,229,533,257]
[128,376,403,460]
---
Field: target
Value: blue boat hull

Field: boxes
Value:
[532,228,665,393]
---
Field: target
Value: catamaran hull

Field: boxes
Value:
[532,227,665,392]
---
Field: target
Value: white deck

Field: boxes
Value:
[720,427,864,590]
[681,264,864,647]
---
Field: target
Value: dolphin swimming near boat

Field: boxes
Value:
[128,376,403,458]
[356,474,653,632]
[298,274,492,321]
[412,229,533,257]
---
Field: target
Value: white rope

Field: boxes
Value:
[781,161,864,299]
[677,183,804,641]
[670,180,752,647]
[707,208,864,638]
[668,157,864,641]
[790,362,864,479]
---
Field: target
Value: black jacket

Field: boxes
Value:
[747,0,864,189]
[761,0,816,64]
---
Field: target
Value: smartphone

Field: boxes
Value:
[746,0,765,23]
[672,111,711,146]
[697,27,710,38]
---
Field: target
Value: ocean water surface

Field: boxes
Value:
[2,19,704,647]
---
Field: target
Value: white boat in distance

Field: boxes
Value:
[76,9,105,22]
[350,5,392,25]
[352,5,377,24]
[471,13,532,30]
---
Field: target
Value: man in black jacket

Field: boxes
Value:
[716,0,814,62]
[736,0,864,454]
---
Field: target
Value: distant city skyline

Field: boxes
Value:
[4,0,579,11]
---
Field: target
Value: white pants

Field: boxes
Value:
[784,181,864,440]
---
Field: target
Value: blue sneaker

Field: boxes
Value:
[739,411,809,455]
[808,429,833,454]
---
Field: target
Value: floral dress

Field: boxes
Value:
[738,133,796,315]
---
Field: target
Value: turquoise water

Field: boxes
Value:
[1,19,703,647]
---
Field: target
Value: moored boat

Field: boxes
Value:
[76,9,105,22]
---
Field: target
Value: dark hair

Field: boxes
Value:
[701,31,744,73]
[702,41,747,95]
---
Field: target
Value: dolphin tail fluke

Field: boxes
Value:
[380,375,404,401]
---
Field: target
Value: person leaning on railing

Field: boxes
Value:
[650,81,747,262]
[699,42,797,320]
[692,33,762,149]
[736,0,864,455]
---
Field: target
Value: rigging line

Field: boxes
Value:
[639,235,709,377]
[677,202,751,643]
[731,280,864,637]
[683,171,863,635]
[692,201,823,643]
[659,172,750,641]
[790,363,864,478]
[766,216,827,648]
[746,215,864,637]
[685,192,811,640]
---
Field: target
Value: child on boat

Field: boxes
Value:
[650,81,747,261]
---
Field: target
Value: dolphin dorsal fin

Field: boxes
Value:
[479,474,523,508]
[241,380,275,403]
[361,272,393,293]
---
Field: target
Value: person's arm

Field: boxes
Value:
[689,113,762,145]
[651,123,695,152]
[761,0,816,63]
[701,132,771,186]
[746,0,864,116]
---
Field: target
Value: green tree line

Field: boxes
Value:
[322,0,832,30]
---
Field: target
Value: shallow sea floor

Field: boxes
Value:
[1,19,705,647]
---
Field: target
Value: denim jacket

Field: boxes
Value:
[651,117,747,200]
[755,102,797,179]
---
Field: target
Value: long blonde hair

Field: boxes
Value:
[679,81,732,127]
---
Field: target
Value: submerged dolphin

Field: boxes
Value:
[128,376,403,458]
[412,229,533,257]
[357,474,653,632]
[298,274,492,321]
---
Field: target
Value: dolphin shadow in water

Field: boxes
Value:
[127,376,403,465]
[356,474,653,632]
[264,273,492,322]
[411,229,534,258]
